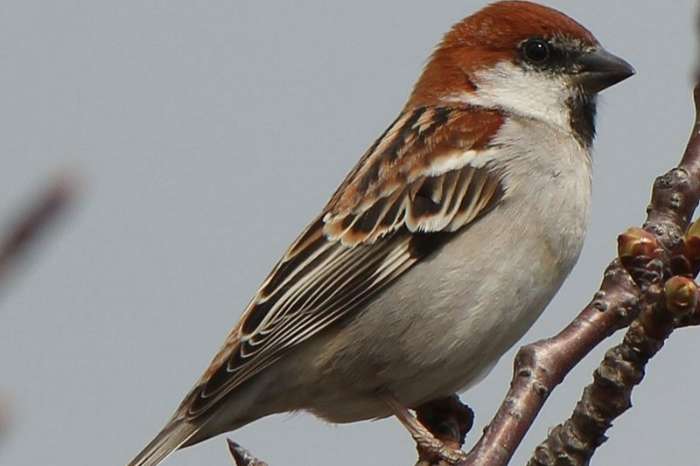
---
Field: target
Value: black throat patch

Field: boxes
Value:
[568,91,597,148]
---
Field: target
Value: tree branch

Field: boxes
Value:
[528,274,697,465]
[457,263,640,466]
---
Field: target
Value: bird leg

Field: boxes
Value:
[382,395,468,465]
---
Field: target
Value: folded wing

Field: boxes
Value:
[183,105,507,418]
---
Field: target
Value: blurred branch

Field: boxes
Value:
[0,175,77,293]
[0,174,77,443]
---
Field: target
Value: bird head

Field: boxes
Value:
[408,1,634,145]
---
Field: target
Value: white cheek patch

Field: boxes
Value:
[444,61,574,134]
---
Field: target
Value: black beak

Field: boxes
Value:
[575,48,635,93]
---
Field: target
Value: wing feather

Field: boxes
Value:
[184,105,506,417]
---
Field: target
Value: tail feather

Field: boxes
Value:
[127,418,203,466]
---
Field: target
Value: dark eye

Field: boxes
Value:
[522,39,551,64]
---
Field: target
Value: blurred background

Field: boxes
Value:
[0,1,697,465]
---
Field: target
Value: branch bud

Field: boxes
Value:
[664,276,698,317]
[684,219,700,263]
[617,228,658,260]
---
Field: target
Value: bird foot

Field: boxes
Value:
[415,438,467,465]
[413,395,474,466]
[383,394,472,466]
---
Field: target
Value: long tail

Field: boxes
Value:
[127,417,204,466]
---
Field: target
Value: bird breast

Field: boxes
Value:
[318,116,592,406]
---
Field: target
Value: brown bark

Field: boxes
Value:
[457,263,641,466]
[528,275,698,466]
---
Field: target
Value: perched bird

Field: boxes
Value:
[128,1,634,465]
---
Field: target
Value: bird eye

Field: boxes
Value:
[522,39,551,64]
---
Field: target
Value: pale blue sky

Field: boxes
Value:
[1,1,697,465]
